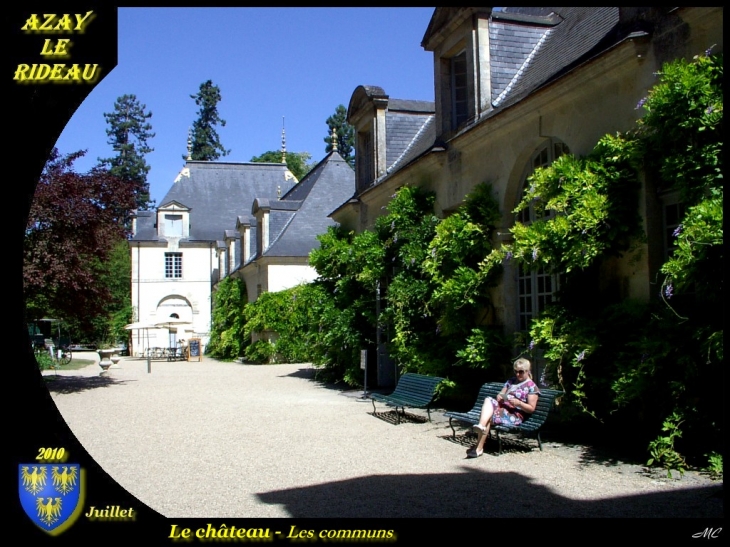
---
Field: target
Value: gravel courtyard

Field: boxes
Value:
[44,355,723,519]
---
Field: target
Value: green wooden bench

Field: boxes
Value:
[444,382,563,454]
[370,373,444,424]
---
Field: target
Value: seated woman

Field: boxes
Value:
[467,358,540,458]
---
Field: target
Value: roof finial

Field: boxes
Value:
[186,127,193,161]
[277,185,281,199]
[331,126,338,153]
[281,116,286,164]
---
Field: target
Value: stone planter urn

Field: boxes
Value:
[98,348,115,374]
[110,354,122,368]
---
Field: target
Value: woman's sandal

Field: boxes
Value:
[472,424,487,435]
[466,447,484,458]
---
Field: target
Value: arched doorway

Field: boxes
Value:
[155,296,194,348]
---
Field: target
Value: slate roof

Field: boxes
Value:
[385,100,435,173]
[131,161,296,244]
[258,151,355,259]
[367,7,627,187]
[489,14,555,104]
[491,7,620,109]
[132,210,157,241]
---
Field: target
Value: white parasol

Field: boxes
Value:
[154,318,193,347]
[124,322,156,356]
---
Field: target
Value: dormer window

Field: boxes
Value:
[236,218,253,264]
[252,199,271,256]
[224,230,237,273]
[347,85,389,193]
[451,51,468,129]
[164,214,183,237]
[423,8,561,140]
[423,8,492,139]
[157,201,191,239]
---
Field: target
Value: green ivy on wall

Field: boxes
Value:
[207,276,247,360]
[492,51,723,471]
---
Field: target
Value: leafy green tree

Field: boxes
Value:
[103,239,134,343]
[82,238,133,345]
[324,104,355,167]
[250,150,313,181]
[186,80,230,161]
[98,94,155,210]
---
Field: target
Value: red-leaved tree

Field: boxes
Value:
[24,149,137,331]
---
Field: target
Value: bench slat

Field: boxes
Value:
[370,373,444,424]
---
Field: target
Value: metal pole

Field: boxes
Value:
[375,280,380,388]
[361,349,368,398]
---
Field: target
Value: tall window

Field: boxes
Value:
[660,193,691,297]
[165,252,182,279]
[662,198,685,260]
[357,130,373,189]
[516,140,569,331]
[451,51,468,129]
[518,266,557,331]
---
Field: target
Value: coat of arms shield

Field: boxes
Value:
[19,464,84,534]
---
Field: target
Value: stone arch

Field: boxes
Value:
[154,295,194,348]
[503,136,570,226]
[155,295,194,323]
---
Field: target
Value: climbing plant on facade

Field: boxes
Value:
[239,184,507,389]
[207,277,247,360]
[483,51,722,469]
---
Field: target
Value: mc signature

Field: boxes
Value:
[693,528,722,539]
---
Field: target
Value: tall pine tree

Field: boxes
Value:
[324,104,355,167]
[186,80,230,161]
[99,94,155,210]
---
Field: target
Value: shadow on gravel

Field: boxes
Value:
[369,410,428,425]
[279,367,360,393]
[280,367,316,380]
[541,428,654,470]
[576,445,646,468]
[44,375,135,394]
[440,432,535,454]
[256,468,724,518]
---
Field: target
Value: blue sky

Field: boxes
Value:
[54,7,436,206]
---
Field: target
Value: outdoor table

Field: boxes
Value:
[167,347,181,361]
[146,347,166,359]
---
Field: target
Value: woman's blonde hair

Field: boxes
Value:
[513,358,532,378]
